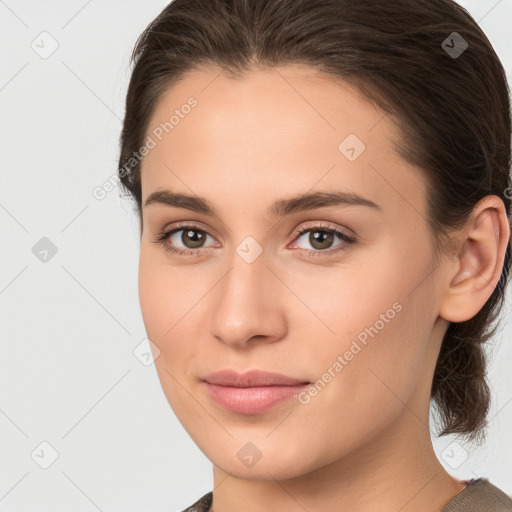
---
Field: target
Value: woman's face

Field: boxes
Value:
[138,64,451,479]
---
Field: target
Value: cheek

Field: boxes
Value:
[138,248,206,377]
[138,251,186,373]
[293,250,434,426]
[138,248,195,339]
[300,303,430,462]
[138,252,203,420]
[138,252,166,337]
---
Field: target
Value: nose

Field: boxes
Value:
[209,247,287,349]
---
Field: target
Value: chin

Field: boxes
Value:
[197,435,318,481]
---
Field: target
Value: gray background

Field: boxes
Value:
[1,1,511,510]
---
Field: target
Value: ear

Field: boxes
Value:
[439,195,511,323]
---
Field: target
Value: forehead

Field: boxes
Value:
[140,64,427,221]
[146,63,395,145]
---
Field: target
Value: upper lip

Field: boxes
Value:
[203,369,310,387]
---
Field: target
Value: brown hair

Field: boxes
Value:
[118,0,512,444]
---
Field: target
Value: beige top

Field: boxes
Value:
[182,478,512,511]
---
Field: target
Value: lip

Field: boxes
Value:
[204,369,309,387]
[202,370,310,414]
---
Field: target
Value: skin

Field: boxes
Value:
[137,64,510,511]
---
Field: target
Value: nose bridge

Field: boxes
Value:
[209,241,284,347]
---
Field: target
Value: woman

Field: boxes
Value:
[118,0,512,510]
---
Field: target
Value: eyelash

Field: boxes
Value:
[151,221,356,258]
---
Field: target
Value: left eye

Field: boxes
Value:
[292,226,355,253]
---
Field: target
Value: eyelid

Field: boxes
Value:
[288,220,355,243]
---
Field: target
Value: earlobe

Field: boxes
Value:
[439,196,510,323]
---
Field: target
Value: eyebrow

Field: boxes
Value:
[143,188,382,218]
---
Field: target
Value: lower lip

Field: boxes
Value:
[203,382,310,414]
